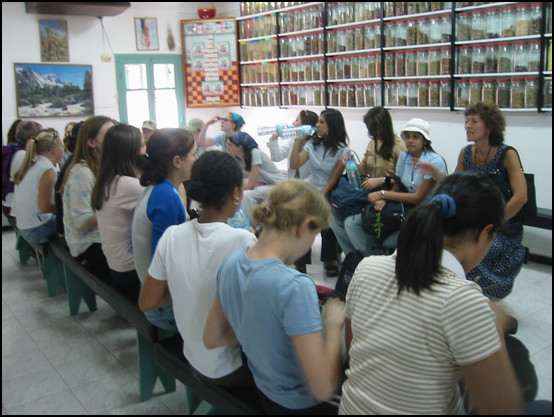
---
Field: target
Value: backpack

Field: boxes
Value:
[2,143,24,203]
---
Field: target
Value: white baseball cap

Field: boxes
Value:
[401,118,431,142]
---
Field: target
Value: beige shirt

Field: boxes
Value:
[361,135,406,178]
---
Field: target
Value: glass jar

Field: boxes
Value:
[356,84,366,107]
[515,4,531,36]
[397,83,408,106]
[502,6,517,38]
[327,59,337,80]
[290,62,299,82]
[457,12,471,41]
[441,15,452,43]
[417,18,429,45]
[407,3,418,15]
[429,17,442,44]
[406,50,417,76]
[498,43,513,73]
[395,51,406,76]
[347,84,356,107]
[440,48,451,75]
[329,85,338,107]
[528,41,541,72]
[486,8,501,39]
[336,57,344,79]
[428,49,440,75]
[482,80,496,104]
[471,10,486,40]
[497,79,511,108]
[354,27,364,50]
[472,46,485,74]
[386,82,397,106]
[396,21,408,47]
[348,57,357,79]
[469,79,482,105]
[367,53,376,77]
[298,85,307,106]
[313,84,323,106]
[375,83,383,106]
[456,80,470,107]
[484,44,498,74]
[327,3,338,26]
[429,80,440,107]
[385,52,395,77]
[337,30,347,53]
[304,60,313,81]
[364,25,377,50]
[297,61,305,82]
[313,60,323,81]
[458,46,472,74]
[407,81,418,106]
[417,50,428,76]
[514,42,529,72]
[418,81,429,107]
[359,55,368,78]
[365,84,376,107]
[440,80,451,107]
[525,78,539,108]
[544,78,553,108]
[384,2,396,18]
[511,79,525,108]
[407,19,417,45]
[385,22,396,47]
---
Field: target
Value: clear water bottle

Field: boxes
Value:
[257,124,316,139]
[345,151,362,190]
[228,205,251,230]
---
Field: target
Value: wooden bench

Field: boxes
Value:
[153,334,265,415]
[47,236,176,402]
[8,217,65,297]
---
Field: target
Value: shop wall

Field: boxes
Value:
[2,2,551,255]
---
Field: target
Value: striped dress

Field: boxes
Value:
[340,252,501,415]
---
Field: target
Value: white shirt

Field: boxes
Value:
[148,220,257,379]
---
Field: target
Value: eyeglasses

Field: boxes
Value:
[218,117,232,123]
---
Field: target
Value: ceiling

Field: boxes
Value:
[25,2,131,17]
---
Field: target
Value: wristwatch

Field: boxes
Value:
[381,190,386,200]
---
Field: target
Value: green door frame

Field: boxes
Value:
[114,54,185,127]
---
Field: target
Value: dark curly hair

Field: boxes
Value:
[464,102,506,146]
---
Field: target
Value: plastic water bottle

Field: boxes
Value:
[257,124,316,139]
[228,205,251,230]
[345,151,362,190]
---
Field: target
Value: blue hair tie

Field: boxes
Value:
[431,194,457,218]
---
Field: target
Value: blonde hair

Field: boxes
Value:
[14,129,61,184]
[252,179,332,233]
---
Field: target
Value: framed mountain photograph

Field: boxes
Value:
[14,63,94,118]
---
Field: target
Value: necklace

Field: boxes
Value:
[474,145,492,167]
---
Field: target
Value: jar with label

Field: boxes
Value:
[528,41,541,72]
[470,10,485,40]
[313,84,323,106]
[418,81,429,107]
[327,59,337,80]
[544,78,553,108]
[328,85,338,107]
[496,79,511,108]
[396,21,408,46]
[511,79,525,108]
[482,80,496,104]
[429,17,442,44]
[417,18,430,45]
[469,79,482,105]
[440,80,451,107]
[364,25,376,49]
[486,8,501,39]
[525,78,539,108]
[515,4,531,36]
[457,12,471,41]
[313,61,323,81]
[440,48,451,75]
[339,85,348,107]
[441,15,452,43]
[406,50,417,76]
[498,43,513,73]
[484,45,498,74]
[396,52,406,77]
[428,49,440,75]
[386,82,397,106]
[458,46,472,74]
[417,50,428,76]
[398,83,408,106]
[502,6,517,37]
[472,45,485,74]
[429,80,440,107]
[407,81,418,106]
[407,19,417,45]
[456,80,470,107]
[514,42,529,72]
[346,85,356,107]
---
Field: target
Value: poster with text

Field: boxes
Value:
[181,18,240,107]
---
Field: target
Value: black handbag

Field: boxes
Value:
[361,200,406,241]
[488,146,537,222]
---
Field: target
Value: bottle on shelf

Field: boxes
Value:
[257,124,317,139]
[345,151,362,190]
[228,204,251,230]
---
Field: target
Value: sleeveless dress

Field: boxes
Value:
[463,144,526,299]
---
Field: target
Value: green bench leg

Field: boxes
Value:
[137,331,176,402]
[15,233,35,265]
[63,266,97,315]
[42,250,65,297]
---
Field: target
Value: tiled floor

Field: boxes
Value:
[2,228,552,414]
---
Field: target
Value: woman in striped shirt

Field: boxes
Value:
[340,171,522,415]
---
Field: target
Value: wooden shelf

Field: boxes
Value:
[25,2,130,17]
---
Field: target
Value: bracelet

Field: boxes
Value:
[381,190,385,200]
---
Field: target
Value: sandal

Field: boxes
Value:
[326,263,339,277]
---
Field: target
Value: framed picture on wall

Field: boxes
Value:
[39,19,69,62]
[135,17,159,51]
[14,63,94,118]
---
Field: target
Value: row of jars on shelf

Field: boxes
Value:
[239,2,305,16]
[455,78,552,109]
[384,15,452,46]
[457,41,542,74]
[241,78,553,109]
[383,2,452,17]
[457,3,543,42]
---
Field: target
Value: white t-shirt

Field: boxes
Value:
[96,175,143,272]
[340,251,501,415]
[249,148,284,185]
[148,219,257,379]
